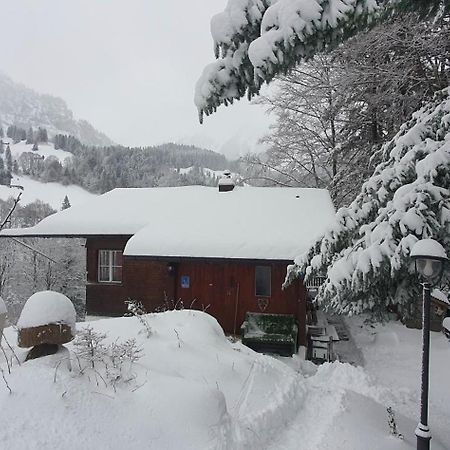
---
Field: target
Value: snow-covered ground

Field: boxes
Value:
[0,311,448,449]
[0,141,95,209]
[348,317,450,448]
[8,141,73,165]
[0,175,96,209]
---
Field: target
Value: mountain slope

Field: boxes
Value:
[0,72,113,146]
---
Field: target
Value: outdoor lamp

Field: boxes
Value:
[410,239,448,450]
[411,239,447,286]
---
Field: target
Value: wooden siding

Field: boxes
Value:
[174,260,306,346]
[86,237,129,316]
[86,237,174,315]
[85,238,306,345]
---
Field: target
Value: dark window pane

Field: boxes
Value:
[255,266,271,297]
[99,267,110,282]
[112,251,123,267]
[112,267,122,282]
[99,250,109,266]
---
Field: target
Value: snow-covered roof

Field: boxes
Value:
[0,186,336,260]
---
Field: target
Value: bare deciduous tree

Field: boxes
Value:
[244,16,450,207]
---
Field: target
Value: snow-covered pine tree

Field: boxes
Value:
[5,146,12,174]
[12,159,18,175]
[195,0,448,121]
[61,195,71,210]
[37,127,48,143]
[26,127,33,145]
[286,88,450,318]
[0,158,10,186]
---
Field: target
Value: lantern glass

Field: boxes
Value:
[416,258,442,282]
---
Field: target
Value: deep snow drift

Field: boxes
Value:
[0,311,448,449]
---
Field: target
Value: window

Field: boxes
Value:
[255,266,271,297]
[98,250,122,283]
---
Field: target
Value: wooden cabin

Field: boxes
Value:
[0,183,336,347]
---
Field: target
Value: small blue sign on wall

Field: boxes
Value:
[181,275,190,289]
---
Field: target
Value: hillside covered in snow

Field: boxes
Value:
[0,175,96,211]
[0,141,96,209]
[0,72,113,146]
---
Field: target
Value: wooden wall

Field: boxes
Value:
[85,238,306,345]
[174,260,306,345]
[86,237,174,316]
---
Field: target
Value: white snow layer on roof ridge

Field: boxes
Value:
[123,186,336,260]
[1,186,336,260]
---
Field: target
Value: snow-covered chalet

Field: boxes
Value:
[1,183,336,346]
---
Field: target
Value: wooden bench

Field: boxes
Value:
[241,312,298,356]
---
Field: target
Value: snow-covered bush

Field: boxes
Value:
[287,88,450,318]
[387,406,403,440]
[73,325,143,390]
[125,299,152,338]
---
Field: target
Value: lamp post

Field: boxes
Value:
[410,239,448,450]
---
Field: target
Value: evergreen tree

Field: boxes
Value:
[196,0,447,121]
[5,146,12,174]
[0,158,11,186]
[6,125,14,139]
[12,160,19,175]
[61,195,71,210]
[288,89,450,319]
[37,127,48,143]
[32,142,39,152]
[0,128,3,138]
[26,127,34,144]
[17,127,26,142]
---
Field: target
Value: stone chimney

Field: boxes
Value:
[218,170,235,192]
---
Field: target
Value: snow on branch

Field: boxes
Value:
[195,0,446,121]
[0,193,21,231]
[288,88,450,318]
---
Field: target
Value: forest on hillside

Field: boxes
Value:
[0,126,236,194]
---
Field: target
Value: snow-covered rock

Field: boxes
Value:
[17,291,76,333]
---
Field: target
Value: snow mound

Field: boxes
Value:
[17,291,76,332]
[3,312,448,449]
[373,330,401,347]
[1,310,303,449]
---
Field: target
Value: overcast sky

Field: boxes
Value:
[0,0,274,158]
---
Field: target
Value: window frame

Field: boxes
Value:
[255,265,271,297]
[98,249,123,284]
